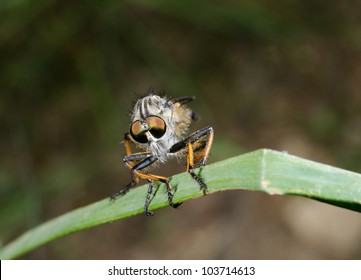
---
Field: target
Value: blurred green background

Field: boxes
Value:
[1,0,361,259]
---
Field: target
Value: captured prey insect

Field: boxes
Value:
[111,90,214,216]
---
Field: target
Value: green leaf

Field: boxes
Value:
[1,149,361,259]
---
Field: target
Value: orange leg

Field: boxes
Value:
[176,126,213,193]
[133,170,180,215]
[186,142,194,172]
[112,144,180,215]
[200,127,214,166]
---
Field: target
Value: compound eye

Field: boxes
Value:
[147,116,166,139]
[130,120,148,143]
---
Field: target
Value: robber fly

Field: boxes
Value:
[111,90,214,216]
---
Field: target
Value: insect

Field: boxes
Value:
[111,90,214,216]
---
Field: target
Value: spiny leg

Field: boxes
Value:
[164,179,182,209]
[110,177,138,201]
[143,178,182,216]
[195,126,214,167]
[112,152,180,215]
[187,142,208,194]
[123,133,132,157]
[111,133,144,201]
[144,180,154,216]
[128,154,180,210]
[170,126,214,194]
[135,170,181,211]
[113,133,181,214]
[110,152,152,201]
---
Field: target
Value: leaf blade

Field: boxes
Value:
[1,149,360,259]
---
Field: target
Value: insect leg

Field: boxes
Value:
[186,126,214,167]
[134,170,181,211]
[111,152,152,200]
[187,142,208,193]
[169,126,214,163]
[170,126,214,193]
[115,153,180,214]
[144,180,154,216]
[123,133,132,157]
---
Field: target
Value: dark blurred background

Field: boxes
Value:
[1,0,361,259]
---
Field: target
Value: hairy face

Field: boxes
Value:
[129,94,192,161]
